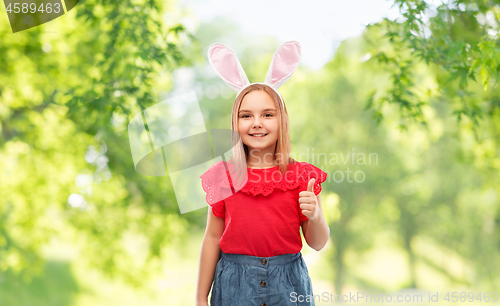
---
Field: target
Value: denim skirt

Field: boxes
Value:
[210,251,315,306]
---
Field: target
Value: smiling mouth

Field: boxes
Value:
[249,133,268,137]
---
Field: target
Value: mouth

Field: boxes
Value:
[249,133,268,138]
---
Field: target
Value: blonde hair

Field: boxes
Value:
[228,83,295,186]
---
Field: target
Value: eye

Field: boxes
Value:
[241,114,250,118]
[265,113,273,117]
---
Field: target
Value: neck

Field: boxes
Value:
[247,145,278,168]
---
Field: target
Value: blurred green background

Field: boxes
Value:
[1,0,499,305]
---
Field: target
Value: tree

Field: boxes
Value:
[0,0,198,285]
[300,23,499,292]
[367,0,500,143]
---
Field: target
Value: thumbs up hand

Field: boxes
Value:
[299,178,321,223]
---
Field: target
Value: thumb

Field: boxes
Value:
[307,178,315,193]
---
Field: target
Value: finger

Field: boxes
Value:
[300,203,313,211]
[301,210,309,218]
[299,197,314,204]
[299,191,315,197]
[301,207,312,217]
[307,178,315,193]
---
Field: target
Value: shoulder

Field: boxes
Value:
[199,160,230,190]
[294,161,327,179]
[200,160,232,178]
[200,161,224,178]
[200,160,233,205]
[293,162,328,195]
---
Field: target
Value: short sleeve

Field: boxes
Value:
[298,163,328,221]
[200,161,231,219]
[210,200,225,219]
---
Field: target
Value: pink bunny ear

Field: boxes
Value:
[264,41,301,91]
[208,43,250,93]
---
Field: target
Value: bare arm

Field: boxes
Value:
[196,206,225,306]
[301,193,330,251]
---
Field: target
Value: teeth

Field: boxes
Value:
[251,134,267,136]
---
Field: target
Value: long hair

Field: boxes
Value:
[228,83,295,187]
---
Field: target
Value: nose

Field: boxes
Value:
[252,118,263,128]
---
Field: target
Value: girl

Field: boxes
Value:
[196,41,330,306]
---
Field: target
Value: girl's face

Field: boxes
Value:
[237,90,279,151]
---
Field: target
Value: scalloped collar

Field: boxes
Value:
[202,160,323,198]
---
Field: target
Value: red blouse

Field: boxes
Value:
[200,159,328,257]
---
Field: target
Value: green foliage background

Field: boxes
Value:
[0,0,499,305]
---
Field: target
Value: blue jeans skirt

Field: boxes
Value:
[210,251,315,306]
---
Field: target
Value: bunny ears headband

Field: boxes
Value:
[207,41,302,107]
